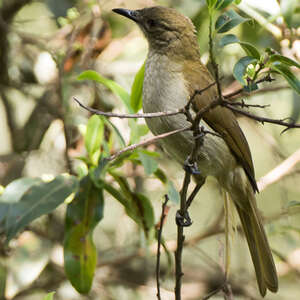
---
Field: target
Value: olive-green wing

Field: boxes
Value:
[183,60,258,192]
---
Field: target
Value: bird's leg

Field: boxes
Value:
[183,156,201,175]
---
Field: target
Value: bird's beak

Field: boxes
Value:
[112,8,139,23]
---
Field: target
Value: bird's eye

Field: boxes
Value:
[146,19,156,29]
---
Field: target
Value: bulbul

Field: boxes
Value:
[113,6,278,296]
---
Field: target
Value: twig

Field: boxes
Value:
[156,195,169,300]
[73,96,183,118]
[223,99,270,109]
[175,171,191,300]
[223,74,275,100]
[224,103,300,131]
[257,148,300,191]
[108,126,191,161]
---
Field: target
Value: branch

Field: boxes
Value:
[156,195,169,300]
[224,103,300,131]
[74,96,183,118]
[108,126,191,161]
[257,148,300,191]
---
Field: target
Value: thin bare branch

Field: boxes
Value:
[73,97,182,118]
[156,195,169,300]
[257,148,300,191]
[108,126,191,161]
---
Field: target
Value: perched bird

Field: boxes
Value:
[113,6,278,296]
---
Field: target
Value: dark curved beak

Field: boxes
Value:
[112,8,139,23]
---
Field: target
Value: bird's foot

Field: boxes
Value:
[183,157,201,175]
[176,210,192,227]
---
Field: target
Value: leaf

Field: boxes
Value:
[154,168,167,184]
[215,0,234,10]
[271,63,300,94]
[269,55,300,69]
[0,177,42,203]
[233,56,257,85]
[219,34,240,46]
[43,292,56,300]
[4,175,78,242]
[206,0,218,9]
[167,181,180,204]
[85,115,104,164]
[103,118,126,148]
[215,9,250,33]
[138,150,158,175]
[130,63,145,113]
[219,34,260,59]
[64,176,104,294]
[108,172,154,235]
[286,200,300,208]
[239,42,261,60]
[78,70,132,112]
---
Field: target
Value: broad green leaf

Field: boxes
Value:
[130,122,149,144]
[85,115,104,164]
[43,292,55,300]
[130,63,145,113]
[271,63,300,94]
[167,181,180,204]
[78,70,132,112]
[269,55,300,69]
[4,175,78,242]
[64,176,104,294]
[239,42,260,60]
[234,0,241,4]
[138,150,158,175]
[108,172,154,235]
[215,0,234,10]
[219,34,239,46]
[215,9,250,33]
[233,56,257,85]
[0,177,42,203]
[219,35,260,59]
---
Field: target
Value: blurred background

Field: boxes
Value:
[0,0,300,299]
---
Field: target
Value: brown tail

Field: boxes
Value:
[234,198,278,296]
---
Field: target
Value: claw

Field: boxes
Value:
[183,157,201,175]
[176,210,193,227]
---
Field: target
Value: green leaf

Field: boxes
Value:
[130,63,145,113]
[42,292,55,300]
[154,168,168,184]
[0,177,42,203]
[269,55,300,69]
[219,34,260,59]
[233,56,257,85]
[239,42,260,60]
[4,175,78,242]
[215,0,234,10]
[85,115,104,164]
[108,172,154,235]
[138,150,158,175]
[103,118,126,148]
[219,34,239,46]
[207,0,219,9]
[78,70,132,112]
[286,200,300,208]
[167,181,180,204]
[215,9,250,33]
[271,63,300,94]
[64,176,104,294]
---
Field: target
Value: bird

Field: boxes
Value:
[112,6,278,296]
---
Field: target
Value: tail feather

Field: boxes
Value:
[235,200,278,296]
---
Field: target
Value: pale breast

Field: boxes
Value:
[142,52,236,179]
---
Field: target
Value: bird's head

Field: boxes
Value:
[113,6,199,58]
